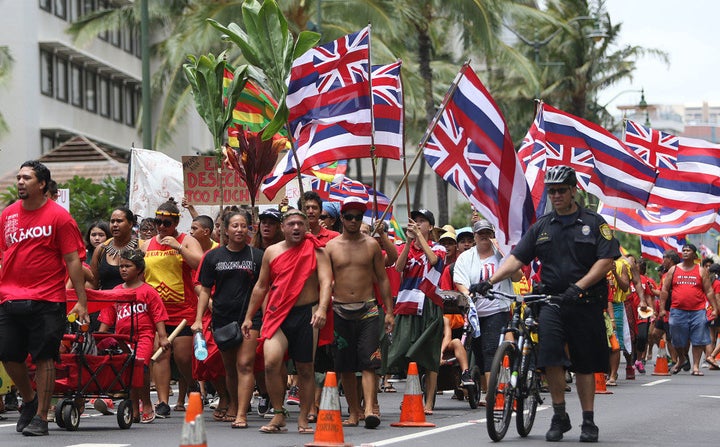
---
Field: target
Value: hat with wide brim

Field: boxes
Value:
[637,306,654,319]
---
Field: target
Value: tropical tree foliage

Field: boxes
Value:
[493,0,668,142]
[0,45,14,136]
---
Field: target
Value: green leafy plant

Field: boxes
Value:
[208,0,320,140]
[183,51,249,153]
[60,176,128,232]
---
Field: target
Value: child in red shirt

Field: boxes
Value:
[99,249,170,423]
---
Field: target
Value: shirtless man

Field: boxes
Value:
[241,209,332,434]
[326,198,394,429]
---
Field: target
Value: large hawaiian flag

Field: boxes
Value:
[423,63,534,251]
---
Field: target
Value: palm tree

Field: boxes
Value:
[0,46,14,136]
[67,0,543,224]
[494,0,667,142]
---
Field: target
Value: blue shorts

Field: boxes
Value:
[669,308,711,348]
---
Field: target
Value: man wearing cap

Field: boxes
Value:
[326,197,394,428]
[242,209,332,434]
[387,209,446,415]
[659,244,718,376]
[454,219,520,390]
[478,165,619,442]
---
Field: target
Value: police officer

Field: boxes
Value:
[476,165,619,443]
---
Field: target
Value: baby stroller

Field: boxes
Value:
[423,290,482,409]
[29,289,144,430]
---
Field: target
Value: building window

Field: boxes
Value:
[70,62,84,107]
[122,26,134,54]
[98,75,110,117]
[54,0,67,20]
[82,0,96,14]
[110,29,121,47]
[41,133,56,154]
[124,85,136,126]
[85,70,97,112]
[40,49,54,96]
[111,80,123,122]
[39,0,52,12]
[56,57,68,102]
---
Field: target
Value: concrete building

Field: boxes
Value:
[0,0,212,172]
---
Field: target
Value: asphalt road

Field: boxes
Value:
[2,362,720,446]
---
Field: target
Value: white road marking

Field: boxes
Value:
[641,379,671,386]
[699,395,720,399]
[362,406,549,446]
[65,444,130,447]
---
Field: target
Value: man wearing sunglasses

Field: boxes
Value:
[480,165,620,443]
[325,197,394,429]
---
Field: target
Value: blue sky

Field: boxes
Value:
[598,0,719,110]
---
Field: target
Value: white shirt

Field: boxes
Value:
[454,248,512,317]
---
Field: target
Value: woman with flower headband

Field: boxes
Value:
[140,197,203,419]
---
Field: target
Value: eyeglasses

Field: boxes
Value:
[342,213,364,222]
[319,214,330,219]
[154,218,174,227]
[547,187,570,196]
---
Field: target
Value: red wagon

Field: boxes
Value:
[30,289,144,430]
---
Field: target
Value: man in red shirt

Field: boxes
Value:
[0,161,88,436]
[659,244,718,375]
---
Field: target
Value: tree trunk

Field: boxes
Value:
[413,3,445,218]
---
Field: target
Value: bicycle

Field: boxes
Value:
[482,289,561,442]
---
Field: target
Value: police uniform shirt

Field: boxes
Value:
[511,204,620,294]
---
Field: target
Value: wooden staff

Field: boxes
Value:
[151,319,187,362]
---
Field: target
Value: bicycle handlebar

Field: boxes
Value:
[484,289,562,304]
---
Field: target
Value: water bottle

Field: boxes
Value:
[193,331,208,361]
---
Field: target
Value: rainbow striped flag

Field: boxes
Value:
[223,66,287,147]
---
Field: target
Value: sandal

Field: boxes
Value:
[173,404,186,412]
[382,384,397,393]
[221,414,237,422]
[298,426,315,434]
[231,419,248,429]
[259,423,287,433]
[213,407,229,421]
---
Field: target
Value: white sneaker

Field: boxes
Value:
[208,396,220,410]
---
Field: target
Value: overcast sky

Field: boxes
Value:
[597,0,719,111]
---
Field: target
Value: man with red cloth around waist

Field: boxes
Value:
[241,209,332,434]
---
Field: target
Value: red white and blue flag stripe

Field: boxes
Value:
[286,27,371,135]
[597,202,720,237]
[261,62,403,200]
[641,235,686,264]
[518,110,549,218]
[424,64,534,251]
[538,104,657,209]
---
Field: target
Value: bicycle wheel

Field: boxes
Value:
[516,344,542,437]
[486,341,516,442]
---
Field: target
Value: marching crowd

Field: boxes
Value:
[1,161,719,443]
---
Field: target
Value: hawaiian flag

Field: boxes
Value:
[624,123,720,211]
[597,202,720,237]
[518,110,549,218]
[286,27,371,135]
[424,64,534,251]
[537,104,656,209]
[641,235,686,264]
[261,61,403,200]
[624,120,678,170]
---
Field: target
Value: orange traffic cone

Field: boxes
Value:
[180,392,206,447]
[391,362,435,427]
[594,373,613,395]
[494,355,510,410]
[652,339,671,376]
[306,372,352,447]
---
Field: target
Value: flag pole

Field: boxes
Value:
[367,24,379,220]
[399,59,411,221]
[284,123,306,206]
[371,61,470,231]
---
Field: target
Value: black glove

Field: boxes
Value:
[560,283,585,302]
[469,281,493,296]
